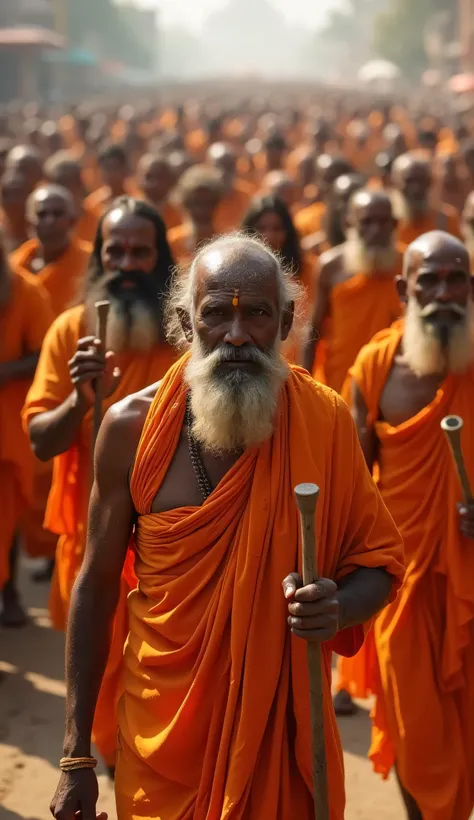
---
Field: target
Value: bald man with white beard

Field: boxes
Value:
[344,231,474,820]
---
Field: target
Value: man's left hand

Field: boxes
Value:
[282,572,339,642]
[458,502,474,540]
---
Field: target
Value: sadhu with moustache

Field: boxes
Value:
[49,234,404,820]
[23,197,178,771]
[345,231,474,820]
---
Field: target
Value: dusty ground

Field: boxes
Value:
[0,561,404,820]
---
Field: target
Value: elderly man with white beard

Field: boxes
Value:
[49,234,404,820]
[302,189,403,391]
[343,230,474,820]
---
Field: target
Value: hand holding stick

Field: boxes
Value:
[294,482,329,820]
[93,300,110,450]
[441,416,473,504]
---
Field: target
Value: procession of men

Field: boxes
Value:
[1,87,474,820]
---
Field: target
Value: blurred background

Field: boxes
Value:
[0,0,473,102]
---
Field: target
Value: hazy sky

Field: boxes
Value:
[137,0,341,31]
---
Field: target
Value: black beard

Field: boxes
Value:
[87,269,165,341]
[423,314,462,350]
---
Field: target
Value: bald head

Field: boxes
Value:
[26,184,76,251]
[345,189,397,265]
[44,151,86,201]
[6,145,43,191]
[136,153,175,204]
[206,142,237,187]
[392,152,432,217]
[401,231,474,377]
[262,171,298,208]
[166,235,297,454]
[316,154,353,198]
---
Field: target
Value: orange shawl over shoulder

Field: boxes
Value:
[347,325,474,820]
[0,272,53,585]
[11,236,91,317]
[320,271,401,394]
[115,356,404,820]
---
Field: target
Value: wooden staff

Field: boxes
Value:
[441,416,473,505]
[294,482,329,820]
[93,300,110,449]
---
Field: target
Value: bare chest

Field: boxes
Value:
[150,428,240,513]
[379,360,443,427]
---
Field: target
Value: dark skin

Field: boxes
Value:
[27,189,76,270]
[302,192,399,372]
[136,155,175,207]
[302,173,365,254]
[28,211,158,463]
[351,234,474,819]
[0,173,30,252]
[392,156,431,214]
[182,184,222,240]
[50,241,394,820]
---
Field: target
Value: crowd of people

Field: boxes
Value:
[1,86,474,819]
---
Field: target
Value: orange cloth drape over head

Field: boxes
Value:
[317,270,402,393]
[347,324,474,820]
[11,236,91,317]
[114,355,404,819]
[0,271,53,585]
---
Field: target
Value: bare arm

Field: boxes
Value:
[351,379,377,472]
[51,395,147,820]
[301,261,332,372]
[0,352,40,384]
[336,567,392,629]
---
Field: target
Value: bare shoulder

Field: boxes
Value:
[96,382,161,477]
[318,245,344,287]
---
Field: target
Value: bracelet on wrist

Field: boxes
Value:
[59,756,98,772]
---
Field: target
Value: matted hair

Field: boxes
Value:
[164,232,306,350]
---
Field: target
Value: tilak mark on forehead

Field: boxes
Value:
[232,288,240,307]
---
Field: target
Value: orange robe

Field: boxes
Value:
[75,206,99,245]
[10,236,91,317]
[114,355,404,819]
[0,272,53,586]
[347,325,474,820]
[317,270,402,394]
[397,205,461,249]
[84,180,139,220]
[135,195,183,231]
[214,179,255,233]
[22,305,177,763]
[295,201,326,238]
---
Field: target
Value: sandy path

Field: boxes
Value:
[0,562,403,820]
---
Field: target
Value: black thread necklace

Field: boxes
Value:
[185,396,213,501]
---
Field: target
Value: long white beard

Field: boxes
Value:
[402,298,474,377]
[185,337,289,455]
[344,228,397,276]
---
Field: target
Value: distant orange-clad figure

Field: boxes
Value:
[207,141,255,232]
[167,165,224,267]
[392,152,462,249]
[24,198,178,770]
[0,233,53,626]
[295,154,353,239]
[302,190,402,393]
[84,143,137,221]
[48,234,404,820]
[346,231,474,819]
[11,185,91,317]
[135,152,183,230]
[44,151,99,245]
[0,171,30,253]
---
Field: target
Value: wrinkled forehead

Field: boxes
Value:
[194,247,280,302]
[102,210,156,243]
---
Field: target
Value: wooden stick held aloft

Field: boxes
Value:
[294,482,329,820]
[441,416,473,505]
[93,300,110,449]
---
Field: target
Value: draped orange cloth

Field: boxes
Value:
[346,325,474,820]
[316,270,402,394]
[396,205,462,249]
[214,179,255,233]
[114,355,404,819]
[0,271,53,586]
[295,201,326,238]
[84,180,139,220]
[75,206,100,246]
[10,236,91,317]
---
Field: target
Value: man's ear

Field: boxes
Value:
[177,307,193,343]
[396,275,407,302]
[281,301,294,342]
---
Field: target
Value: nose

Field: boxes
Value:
[120,253,135,271]
[435,278,450,301]
[223,313,251,347]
